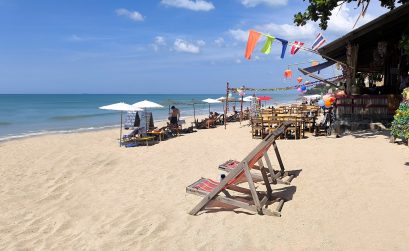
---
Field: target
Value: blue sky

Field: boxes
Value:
[0,0,388,94]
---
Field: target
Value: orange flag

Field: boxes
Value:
[244,30,261,60]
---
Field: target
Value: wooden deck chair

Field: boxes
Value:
[186,122,292,216]
[218,134,300,185]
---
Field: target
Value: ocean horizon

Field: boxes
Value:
[0,93,300,141]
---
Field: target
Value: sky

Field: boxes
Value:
[0,0,389,94]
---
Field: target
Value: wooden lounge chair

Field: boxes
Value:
[226,112,240,122]
[218,135,299,185]
[195,118,216,129]
[186,122,293,216]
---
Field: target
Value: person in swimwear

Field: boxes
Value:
[169,106,180,126]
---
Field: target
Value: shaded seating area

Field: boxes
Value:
[186,122,300,216]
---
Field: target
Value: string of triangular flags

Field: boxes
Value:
[228,75,344,92]
[245,30,326,60]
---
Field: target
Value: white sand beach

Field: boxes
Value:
[0,118,408,250]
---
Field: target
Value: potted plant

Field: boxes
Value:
[390,87,409,146]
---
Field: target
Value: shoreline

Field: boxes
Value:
[0,100,299,143]
[0,114,209,143]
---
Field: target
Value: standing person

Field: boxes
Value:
[170,106,180,126]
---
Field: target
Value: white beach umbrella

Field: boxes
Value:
[99,102,142,146]
[242,96,255,102]
[100,102,138,111]
[202,98,221,104]
[131,100,164,131]
[131,100,164,109]
[202,98,221,115]
[303,94,321,100]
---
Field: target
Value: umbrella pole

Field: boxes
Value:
[193,103,196,123]
[224,82,229,129]
[145,108,148,134]
[240,96,243,125]
[120,111,123,147]
[208,103,210,116]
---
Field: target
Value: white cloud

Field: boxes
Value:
[68,34,113,42]
[174,39,200,53]
[115,8,144,22]
[256,22,316,40]
[151,36,167,51]
[69,34,83,42]
[161,0,215,11]
[228,29,249,42]
[235,58,242,64]
[327,5,376,34]
[240,0,287,7]
[214,37,225,46]
[196,40,206,46]
[155,36,167,46]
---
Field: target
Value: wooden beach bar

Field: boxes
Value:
[317,4,409,124]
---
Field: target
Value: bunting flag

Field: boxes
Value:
[244,30,327,60]
[290,41,304,55]
[275,37,288,59]
[260,35,275,54]
[312,33,326,51]
[245,30,262,60]
[227,75,345,92]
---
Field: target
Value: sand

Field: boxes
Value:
[0,117,408,250]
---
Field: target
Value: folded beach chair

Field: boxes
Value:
[186,122,292,216]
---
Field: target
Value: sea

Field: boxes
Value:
[0,93,300,141]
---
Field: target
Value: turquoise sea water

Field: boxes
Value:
[0,93,300,141]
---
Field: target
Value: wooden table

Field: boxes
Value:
[148,131,165,141]
[135,136,155,146]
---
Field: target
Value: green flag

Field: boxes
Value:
[261,36,275,54]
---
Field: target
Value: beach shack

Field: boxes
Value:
[316,3,409,125]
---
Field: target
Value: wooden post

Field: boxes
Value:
[224,82,229,129]
[346,42,359,95]
[240,95,243,125]
[193,102,196,123]
[119,111,123,147]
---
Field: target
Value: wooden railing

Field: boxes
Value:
[335,95,398,120]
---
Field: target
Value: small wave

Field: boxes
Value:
[51,112,115,121]
[0,122,11,126]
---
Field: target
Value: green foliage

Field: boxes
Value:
[305,84,331,94]
[391,102,409,139]
[294,0,409,30]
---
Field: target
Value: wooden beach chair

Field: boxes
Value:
[186,122,293,216]
[218,139,299,185]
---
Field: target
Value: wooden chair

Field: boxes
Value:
[278,116,302,140]
[251,117,265,139]
[186,122,293,216]
[218,127,300,185]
